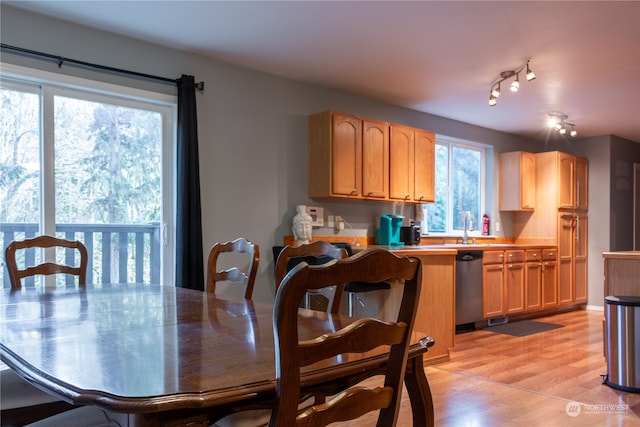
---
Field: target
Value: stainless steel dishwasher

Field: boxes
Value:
[455,250,483,333]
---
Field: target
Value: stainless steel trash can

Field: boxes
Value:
[605,295,640,393]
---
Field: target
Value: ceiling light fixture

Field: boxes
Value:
[488,60,535,106]
[548,113,578,138]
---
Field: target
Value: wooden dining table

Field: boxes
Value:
[0,283,434,426]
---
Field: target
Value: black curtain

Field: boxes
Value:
[176,75,204,290]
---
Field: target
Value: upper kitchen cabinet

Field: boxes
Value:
[389,125,435,203]
[414,129,436,203]
[308,110,434,203]
[499,151,535,211]
[558,153,588,210]
[308,111,388,200]
[362,119,390,199]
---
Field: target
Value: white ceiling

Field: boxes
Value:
[6,1,640,143]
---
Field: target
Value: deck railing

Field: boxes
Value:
[1,223,161,288]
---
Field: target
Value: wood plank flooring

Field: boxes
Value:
[334,309,640,426]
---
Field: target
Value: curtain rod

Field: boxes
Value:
[1,43,204,91]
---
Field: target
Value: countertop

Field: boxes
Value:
[602,251,640,260]
[364,243,557,254]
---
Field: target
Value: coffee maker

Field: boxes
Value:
[376,214,404,246]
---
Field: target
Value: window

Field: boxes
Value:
[422,136,487,235]
[0,64,175,287]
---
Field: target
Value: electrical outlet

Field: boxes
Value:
[335,216,344,231]
[327,215,335,228]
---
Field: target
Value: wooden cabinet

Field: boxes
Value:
[389,125,414,202]
[309,110,434,202]
[483,251,505,319]
[525,249,543,311]
[505,250,525,314]
[413,129,435,203]
[512,151,588,307]
[541,249,558,309]
[389,125,435,203]
[499,151,536,211]
[309,111,388,200]
[559,213,588,305]
[362,119,389,199]
[558,152,588,210]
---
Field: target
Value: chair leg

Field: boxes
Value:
[348,292,355,317]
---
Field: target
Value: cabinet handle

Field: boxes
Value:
[404,194,410,200]
[499,254,504,259]
[367,192,373,197]
[351,189,358,195]
[418,195,424,201]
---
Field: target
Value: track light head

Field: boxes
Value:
[526,61,536,81]
[510,74,520,92]
[491,83,501,98]
[489,95,497,106]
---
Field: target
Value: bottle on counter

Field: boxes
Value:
[482,214,490,236]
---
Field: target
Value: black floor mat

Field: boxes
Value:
[486,320,564,337]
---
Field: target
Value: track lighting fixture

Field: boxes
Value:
[488,60,535,106]
[548,113,578,138]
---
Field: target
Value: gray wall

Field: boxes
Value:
[2,5,637,306]
[609,136,640,251]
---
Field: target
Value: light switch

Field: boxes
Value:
[306,206,324,227]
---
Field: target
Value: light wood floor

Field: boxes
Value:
[335,309,640,426]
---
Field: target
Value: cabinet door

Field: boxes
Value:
[413,129,435,203]
[542,249,558,309]
[574,214,588,303]
[389,125,414,201]
[362,119,389,200]
[483,262,505,318]
[558,214,574,305]
[499,151,536,211]
[575,156,588,210]
[558,152,575,208]
[506,262,525,314]
[331,113,362,197]
[525,261,542,311]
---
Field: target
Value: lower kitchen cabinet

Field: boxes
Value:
[505,250,525,314]
[483,248,557,320]
[483,251,505,319]
[525,249,542,311]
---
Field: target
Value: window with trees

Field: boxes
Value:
[422,136,487,235]
[0,65,175,287]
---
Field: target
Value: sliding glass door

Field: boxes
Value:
[1,68,175,287]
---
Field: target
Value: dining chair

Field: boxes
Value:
[2,235,90,425]
[4,235,88,290]
[274,241,347,314]
[207,238,260,299]
[271,248,422,426]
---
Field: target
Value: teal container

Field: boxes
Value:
[377,214,404,246]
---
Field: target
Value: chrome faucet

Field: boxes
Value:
[462,211,473,244]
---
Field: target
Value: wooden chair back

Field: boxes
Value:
[206,238,259,299]
[4,235,88,290]
[274,241,347,313]
[271,248,422,427]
